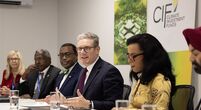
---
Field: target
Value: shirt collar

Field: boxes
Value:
[40,65,50,77]
[86,56,99,73]
[60,62,77,74]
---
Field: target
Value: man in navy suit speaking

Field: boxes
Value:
[63,32,124,110]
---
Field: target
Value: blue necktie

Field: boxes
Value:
[33,72,44,99]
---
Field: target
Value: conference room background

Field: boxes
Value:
[0,0,200,107]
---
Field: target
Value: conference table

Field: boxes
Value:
[0,98,69,110]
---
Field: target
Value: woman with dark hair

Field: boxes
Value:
[127,33,175,110]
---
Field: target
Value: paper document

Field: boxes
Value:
[19,99,49,107]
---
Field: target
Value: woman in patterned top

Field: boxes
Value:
[126,33,175,110]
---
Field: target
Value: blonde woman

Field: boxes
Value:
[0,50,25,95]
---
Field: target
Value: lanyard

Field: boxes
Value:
[11,80,15,90]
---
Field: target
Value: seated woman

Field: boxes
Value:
[126,33,176,110]
[0,50,25,95]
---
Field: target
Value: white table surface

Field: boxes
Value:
[0,99,68,110]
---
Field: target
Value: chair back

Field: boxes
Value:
[195,98,201,110]
[171,85,195,110]
[122,84,131,100]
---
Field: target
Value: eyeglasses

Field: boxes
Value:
[127,52,143,60]
[77,46,95,53]
[58,52,75,58]
[9,58,20,61]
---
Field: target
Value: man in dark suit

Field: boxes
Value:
[55,43,82,97]
[183,27,201,110]
[183,27,201,74]
[63,32,124,110]
[19,49,60,99]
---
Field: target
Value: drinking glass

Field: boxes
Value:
[50,92,60,110]
[115,100,129,110]
[9,90,19,110]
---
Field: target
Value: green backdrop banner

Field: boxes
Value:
[114,0,147,65]
[114,0,196,85]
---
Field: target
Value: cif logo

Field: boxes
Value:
[153,2,178,28]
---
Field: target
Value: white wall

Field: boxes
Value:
[0,0,58,82]
[58,0,131,84]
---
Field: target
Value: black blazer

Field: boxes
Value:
[55,63,82,97]
[74,58,124,110]
[19,65,60,99]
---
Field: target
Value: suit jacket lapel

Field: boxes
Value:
[40,66,52,95]
[60,63,80,91]
[83,58,102,94]
[56,74,65,88]
[60,71,72,91]
[30,72,39,94]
